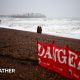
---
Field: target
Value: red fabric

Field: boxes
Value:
[37,42,80,80]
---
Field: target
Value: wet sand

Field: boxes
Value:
[0,28,80,80]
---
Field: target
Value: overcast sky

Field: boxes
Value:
[0,0,80,18]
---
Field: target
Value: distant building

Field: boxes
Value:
[10,13,46,18]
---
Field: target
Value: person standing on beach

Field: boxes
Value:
[37,26,42,34]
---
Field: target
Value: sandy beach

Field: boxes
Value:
[0,28,80,80]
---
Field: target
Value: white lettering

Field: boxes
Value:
[0,69,15,73]
[44,47,52,59]
[68,50,78,68]
[38,44,45,56]
[58,49,67,64]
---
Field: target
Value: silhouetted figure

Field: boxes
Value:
[37,26,42,34]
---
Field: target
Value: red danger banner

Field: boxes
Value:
[37,42,80,80]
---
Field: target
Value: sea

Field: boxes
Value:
[0,17,80,39]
